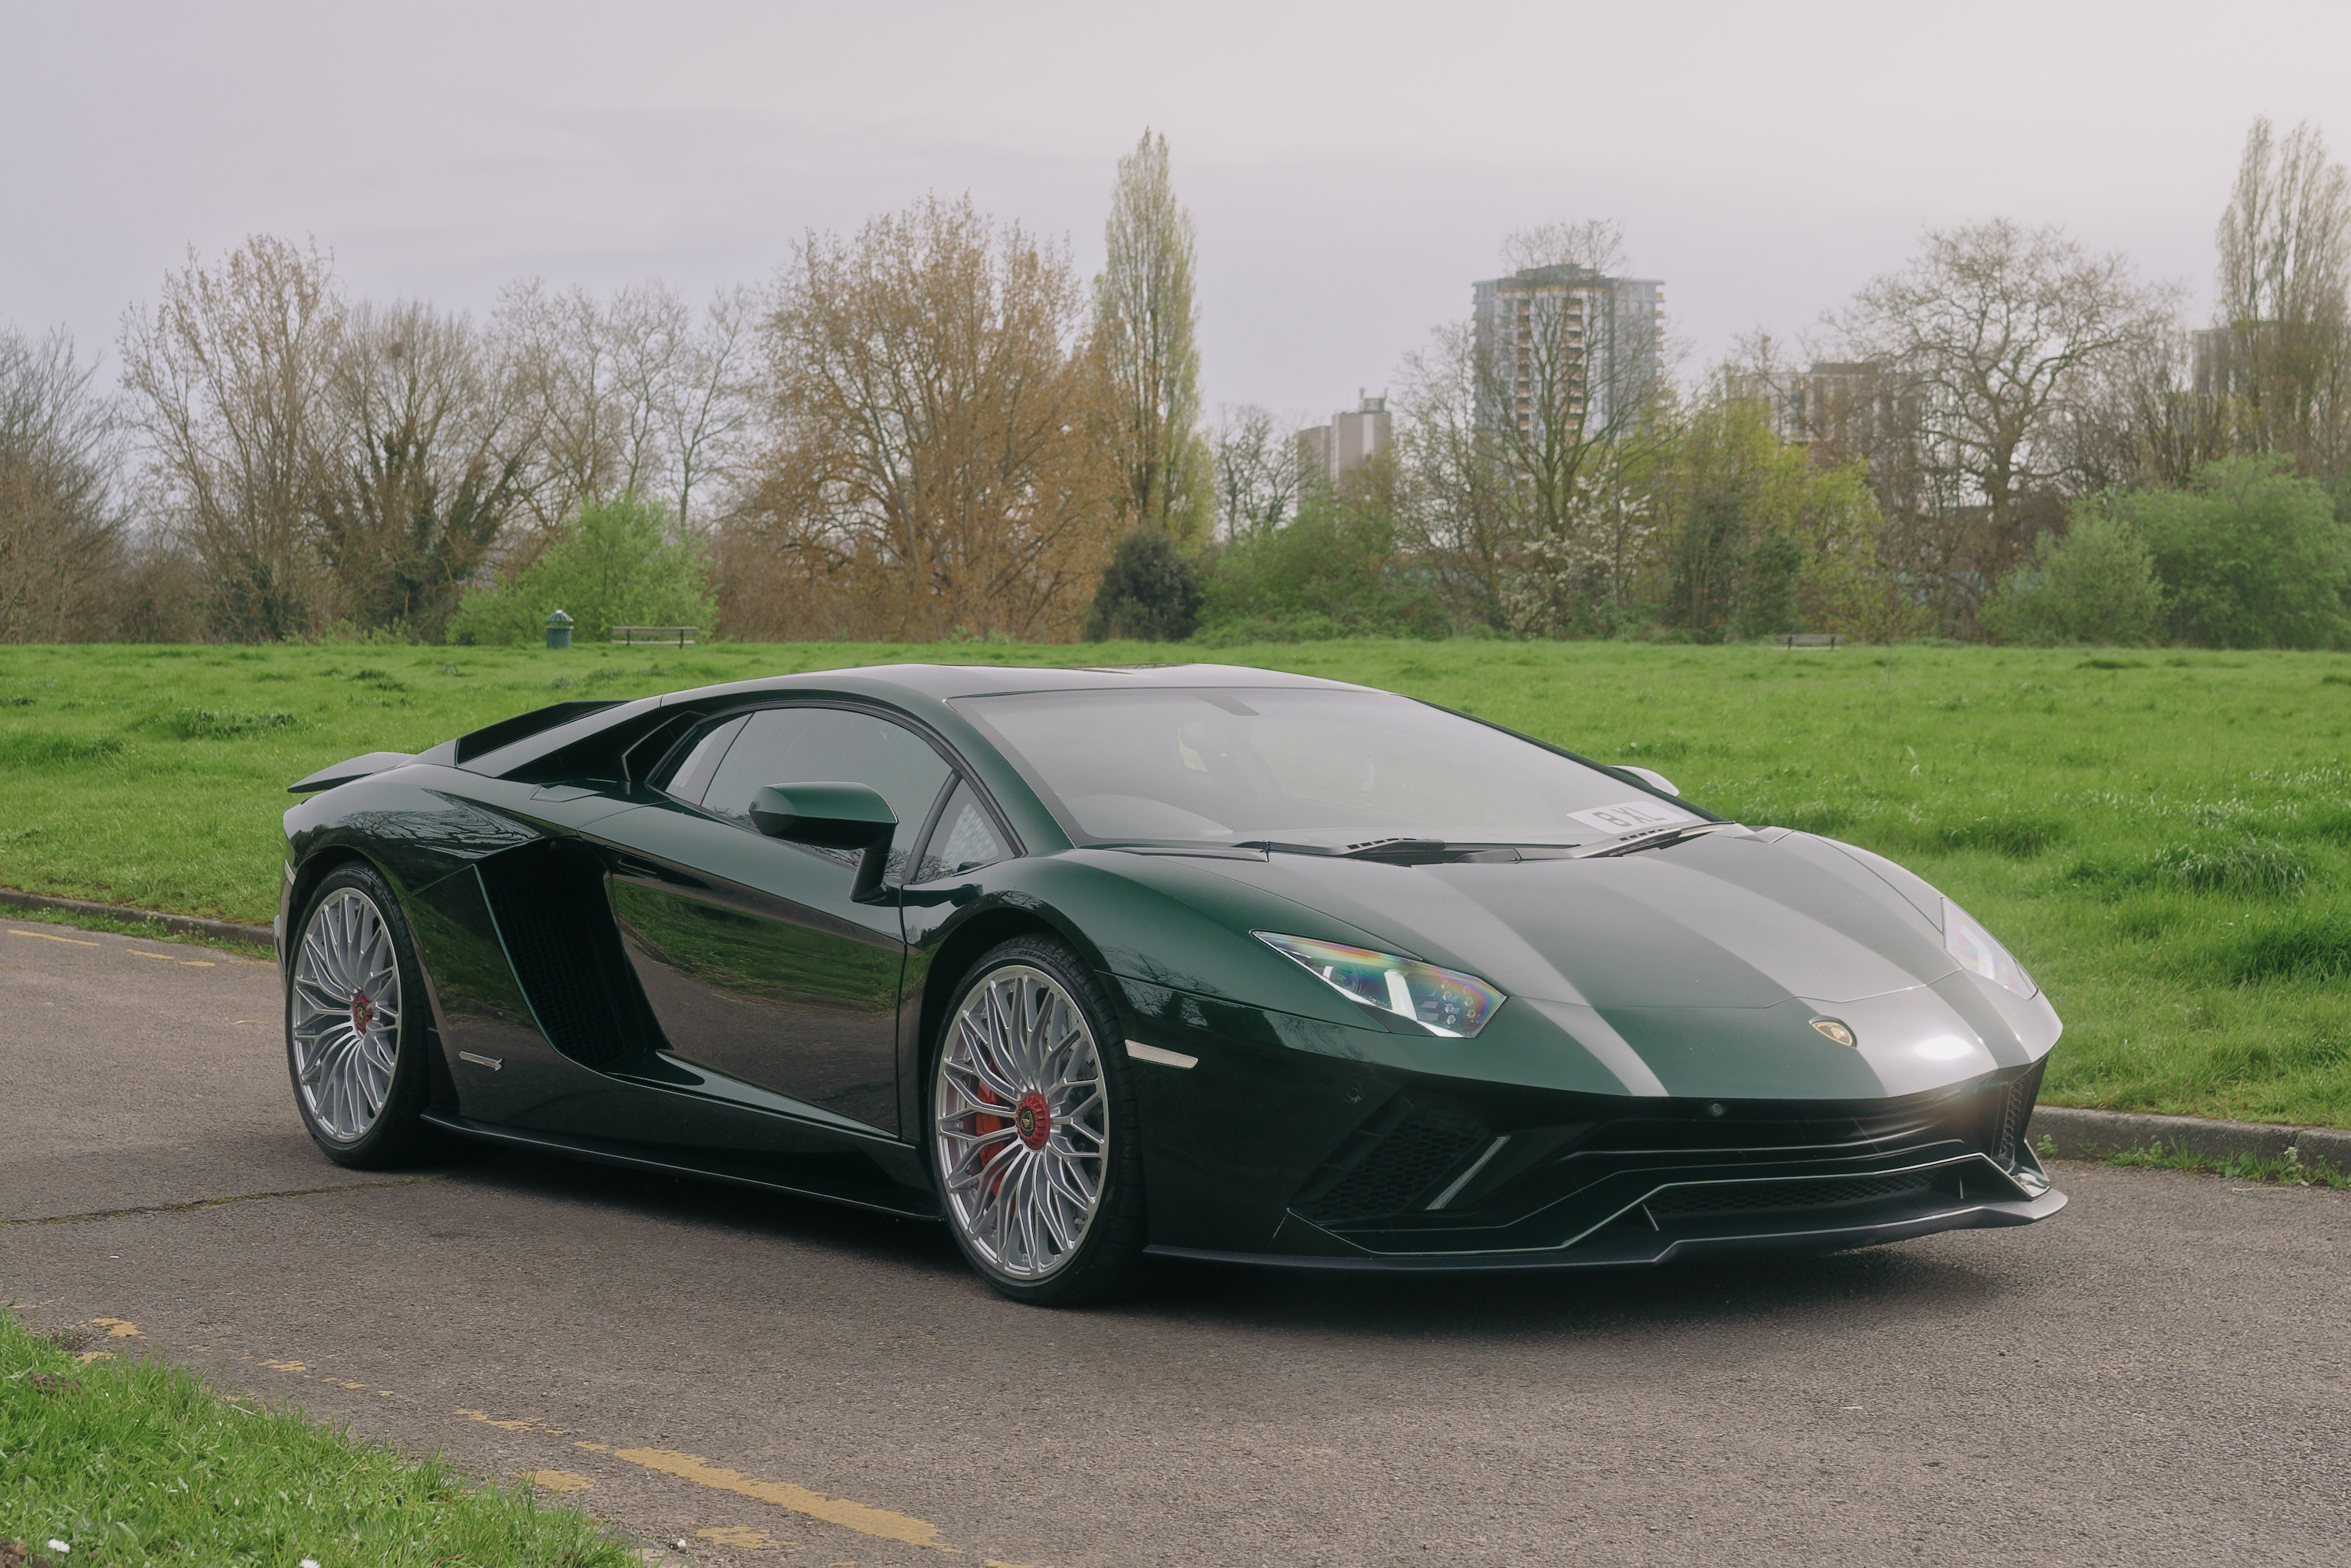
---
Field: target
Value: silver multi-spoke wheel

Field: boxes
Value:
[933,963,1109,1281]
[290,887,403,1142]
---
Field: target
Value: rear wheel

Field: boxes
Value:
[286,861,433,1168]
[929,937,1149,1305]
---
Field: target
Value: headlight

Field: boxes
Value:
[1943,898,2036,999]
[1254,933,1507,1037]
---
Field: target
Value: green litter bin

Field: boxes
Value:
[544,609,574,650]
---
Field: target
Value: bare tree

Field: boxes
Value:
[1841,218,2168,631]
[2059,323,2231,492]
[2212,116,2351,474]
[1208,403,1302,542]
[494,280,759,540]
[493,279,631,533]
[1095,129,1206,543]
[118,236,343,639]
[662,287,759,536]
[312,300,526,638]
[1392,322,1514,629]
[0,326,128,641]
[731,195,1118,641]
[1458,219,1675,632]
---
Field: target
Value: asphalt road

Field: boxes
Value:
[4,920,2347,1568]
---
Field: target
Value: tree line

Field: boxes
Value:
[5,120,2349,648]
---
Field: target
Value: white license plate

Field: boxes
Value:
[1569,799,1701,835]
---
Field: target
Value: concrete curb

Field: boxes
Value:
[2030,1104,2351,1170]
[0,887,274,950]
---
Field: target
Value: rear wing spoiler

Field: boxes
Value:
[287,751,418,795]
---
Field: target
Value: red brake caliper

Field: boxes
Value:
[974,1084,1010,1196]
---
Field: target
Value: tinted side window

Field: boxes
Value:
[663,715,747,805]
[703,707,953,880]
[915,779,1014,882]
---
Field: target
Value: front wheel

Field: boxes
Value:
[929,937,1149,1306]
[285,861,434,1168]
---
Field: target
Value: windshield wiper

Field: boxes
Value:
[1236,826,1733,865]
[1241,837,1456,863]
[1569,821,1736,858]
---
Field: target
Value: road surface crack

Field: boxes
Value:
[0,1177,437,1229]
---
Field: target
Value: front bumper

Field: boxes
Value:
[1148,1160,2065,1272]
[1124,977,2062,1267]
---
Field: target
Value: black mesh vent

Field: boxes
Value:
[477,842,639,1069]
[1296,1095,1490,1227]
[1577,1105,1942,1156]
[1990,1061,2046,1172]
[1645,1171,1935,1220]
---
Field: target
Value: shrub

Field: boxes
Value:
[448,493,715,647]
[2129,456,2351,648]
[1198,467,1447,640]
[1979,505,2161,646]
[1085,527,1202,641]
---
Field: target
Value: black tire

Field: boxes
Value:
[284,860,435,1169]
[926,936,1150,1307]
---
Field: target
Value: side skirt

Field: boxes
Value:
[419,1110,944,1222]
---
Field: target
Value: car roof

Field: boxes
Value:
[674,661,1376,704]
[425,661,1384,789]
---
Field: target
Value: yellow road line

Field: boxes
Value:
[697,1526,778,1550]
[267,1366,989,1557]
[612,1448,950,1551]
[456,1406,537,1431]
[8,929,215,964]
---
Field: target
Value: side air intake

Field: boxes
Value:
[476,841,650,1070]
[1988,1060,2047,1172]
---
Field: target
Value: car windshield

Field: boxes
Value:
[957,687,1699,849]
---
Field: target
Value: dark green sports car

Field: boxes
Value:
[278,663,2063,1304]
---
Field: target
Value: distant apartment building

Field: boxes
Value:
[1471,265,1665,437]
[1297,392,1392,484]
[1730,359,1912,453]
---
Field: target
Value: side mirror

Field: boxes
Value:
[749,782,897,901]
[1621,765,1681,798]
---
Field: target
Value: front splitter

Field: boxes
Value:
[1144,1186,2067,1272]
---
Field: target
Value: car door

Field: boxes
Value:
[596,704,954,1134]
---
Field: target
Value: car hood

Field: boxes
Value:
[1179,828,2060,1098]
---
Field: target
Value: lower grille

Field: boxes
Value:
[1296,1095,1490,1227]
[1645,1171,1936,1220]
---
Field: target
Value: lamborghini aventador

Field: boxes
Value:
[278,663,2063,1304]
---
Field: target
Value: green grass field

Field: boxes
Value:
[4,638,2349,1127]
[0,1312,629,1566]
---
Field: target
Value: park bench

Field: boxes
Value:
[612,625,698,647]
[1779,632,1841,649]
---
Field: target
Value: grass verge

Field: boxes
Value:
[0,1310,631,1567]
[4,638,2350,1126]
[0,904,272,960]
[2039,1134,2351,1188]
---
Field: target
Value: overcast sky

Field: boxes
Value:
[7,2,2348,420]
